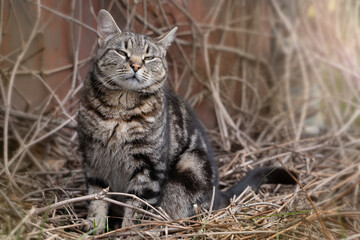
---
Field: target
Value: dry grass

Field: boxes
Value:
[1,0,359,239]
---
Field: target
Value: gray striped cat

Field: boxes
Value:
[78,9,297,233]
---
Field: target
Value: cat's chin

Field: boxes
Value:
[114,77,150,91]
[125,76,142,83]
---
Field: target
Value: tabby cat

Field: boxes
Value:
[78,9,297,233]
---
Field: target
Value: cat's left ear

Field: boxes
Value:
[97,9,122,47]
[156,27,178,49]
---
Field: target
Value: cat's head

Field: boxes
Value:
[94,9,177,93]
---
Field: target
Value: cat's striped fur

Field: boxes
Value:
[78,10,297,233]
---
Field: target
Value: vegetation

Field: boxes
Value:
[0,0,359,239]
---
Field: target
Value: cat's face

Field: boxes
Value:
[95,10,177,93]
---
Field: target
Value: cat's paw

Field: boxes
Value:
[80,216,107,234]
[121,217,133,229]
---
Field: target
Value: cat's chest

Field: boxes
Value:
[90,141,136,193]
[89,119,142,179]
[81,99,159,151]
[83,99,159,146]
[96,118,144,146]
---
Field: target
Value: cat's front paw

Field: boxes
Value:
[81,216,107,234]
[121,217,133,229]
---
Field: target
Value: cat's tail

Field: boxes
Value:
[219,167,297,207]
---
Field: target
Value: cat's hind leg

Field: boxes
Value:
[159,149,216,220]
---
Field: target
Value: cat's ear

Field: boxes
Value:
[156,27,178,49]
[97,9,122,47]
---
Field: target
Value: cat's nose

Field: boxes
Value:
[130,63,141,72]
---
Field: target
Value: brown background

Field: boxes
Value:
[1,1,278,130]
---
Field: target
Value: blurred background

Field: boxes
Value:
[0,0,359,239]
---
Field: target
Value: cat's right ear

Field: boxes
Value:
[97,9,122,47]
[156,27,178,50]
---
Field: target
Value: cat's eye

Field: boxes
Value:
[144,56,155,61]
[116,49,127,57]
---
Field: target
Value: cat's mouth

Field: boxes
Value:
[125,73,144,83]
[107,73,147,90]
[125,76,141,82]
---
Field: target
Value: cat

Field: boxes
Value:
[77,9,297,233]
